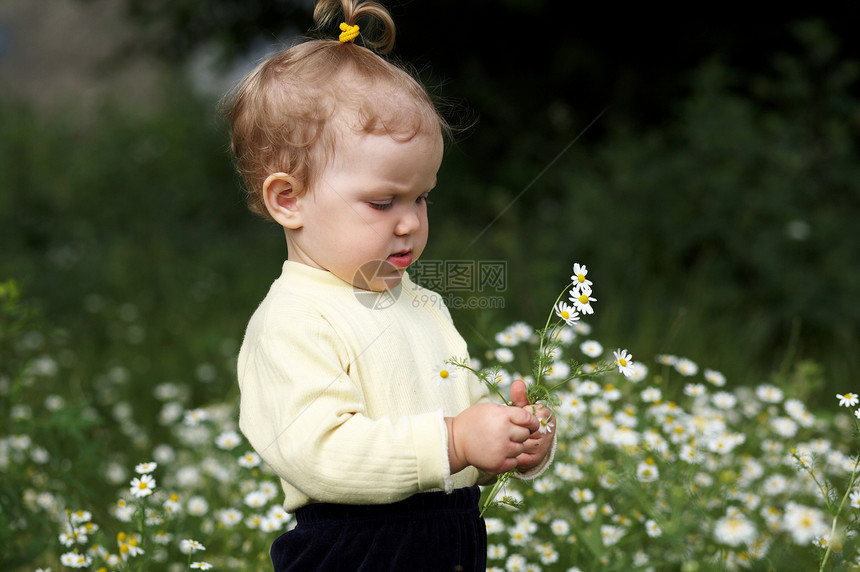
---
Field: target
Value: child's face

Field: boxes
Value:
[286,126,444,291]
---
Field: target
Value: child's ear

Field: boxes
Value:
[262,172,303,229]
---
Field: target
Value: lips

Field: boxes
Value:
[386,250,412,268]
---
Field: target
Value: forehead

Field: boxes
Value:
[327,127,444,184]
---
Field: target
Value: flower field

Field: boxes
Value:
[3,268,860,572]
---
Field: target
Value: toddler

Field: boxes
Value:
[226,1,555,570]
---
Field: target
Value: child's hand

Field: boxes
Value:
[508,379,555,473]
[445,402,539,475]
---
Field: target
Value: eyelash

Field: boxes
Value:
[368,195,431,211]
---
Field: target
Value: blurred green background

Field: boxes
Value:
[1,0,858,414]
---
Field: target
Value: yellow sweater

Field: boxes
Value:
[237,261,490,512]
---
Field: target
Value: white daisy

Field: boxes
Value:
[636,458,659,482]
[60,552,92,568]
[756,384,784,403]
[711,391,737,409]
[576,380,601,396]
[571,487,594,503]
[432,363,458,386]
[704,369,726,386]
[684,383,706,397]
[494,330,518,347]
[627,361,648,383]
[641,387,662,403]
[713,510,757,547]
[508,322,534,342]
[674,358,698,376]
[601,524,624,546]
[238,451,261,468]
[487,544,507,559]
[134,462,157,474]
[183,408,208,426]
[837,393,859,407]
[217,508,243,527]
[545,360,570,381]
[782,502,827,545]
[570,291,597,315]
[187,496,209,516]
[849,490,860,509]
[215,430,242,450]
[613,349,634,377]
[180,539,206,554]
[571,262,594,294]
[538,416,554,434]
[554,301,580,326]
[129,474,156,498]
[645,519,662,537]
[549,519,570,536]
[580,340,603,358]
[69,510,92,525]
[494,348,515,364]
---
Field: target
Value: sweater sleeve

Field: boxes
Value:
[238,312,450,506]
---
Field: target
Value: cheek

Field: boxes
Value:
[415,224,429,254]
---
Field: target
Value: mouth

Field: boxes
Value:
[386,250,413,268]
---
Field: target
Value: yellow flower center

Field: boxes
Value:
[578,294,589,304]
[117,532,127,543]
[138,482,148,490]
[561,311,570,320]
[618,358,627,367]
[439,370,449,379]
[577,274,585,283]
[170,493,179,502]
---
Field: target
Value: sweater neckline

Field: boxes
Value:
[280,260,413,293]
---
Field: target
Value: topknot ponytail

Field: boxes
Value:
[313,0,396,54]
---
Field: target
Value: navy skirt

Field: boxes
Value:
[270,486,487,571]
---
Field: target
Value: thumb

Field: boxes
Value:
[510,378,530,408]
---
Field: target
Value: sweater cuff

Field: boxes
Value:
[411,409,451,492]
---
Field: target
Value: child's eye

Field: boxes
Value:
[368,201,393,211]
[418,193,432,205]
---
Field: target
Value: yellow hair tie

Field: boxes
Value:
[339,22,360,43]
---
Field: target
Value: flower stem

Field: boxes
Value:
[480,471,513,517]
[819,454,860,571]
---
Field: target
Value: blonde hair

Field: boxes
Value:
[224,0,449,219]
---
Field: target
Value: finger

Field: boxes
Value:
[508,440,527,457]
[531,403,552,418]
[499,457,519,473]
[510,378,529,408]
[509,407,540,432]
[509,425,533,444]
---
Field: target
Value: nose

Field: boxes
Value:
[394,206,422,236]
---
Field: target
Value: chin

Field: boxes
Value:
[350,259,405,292]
